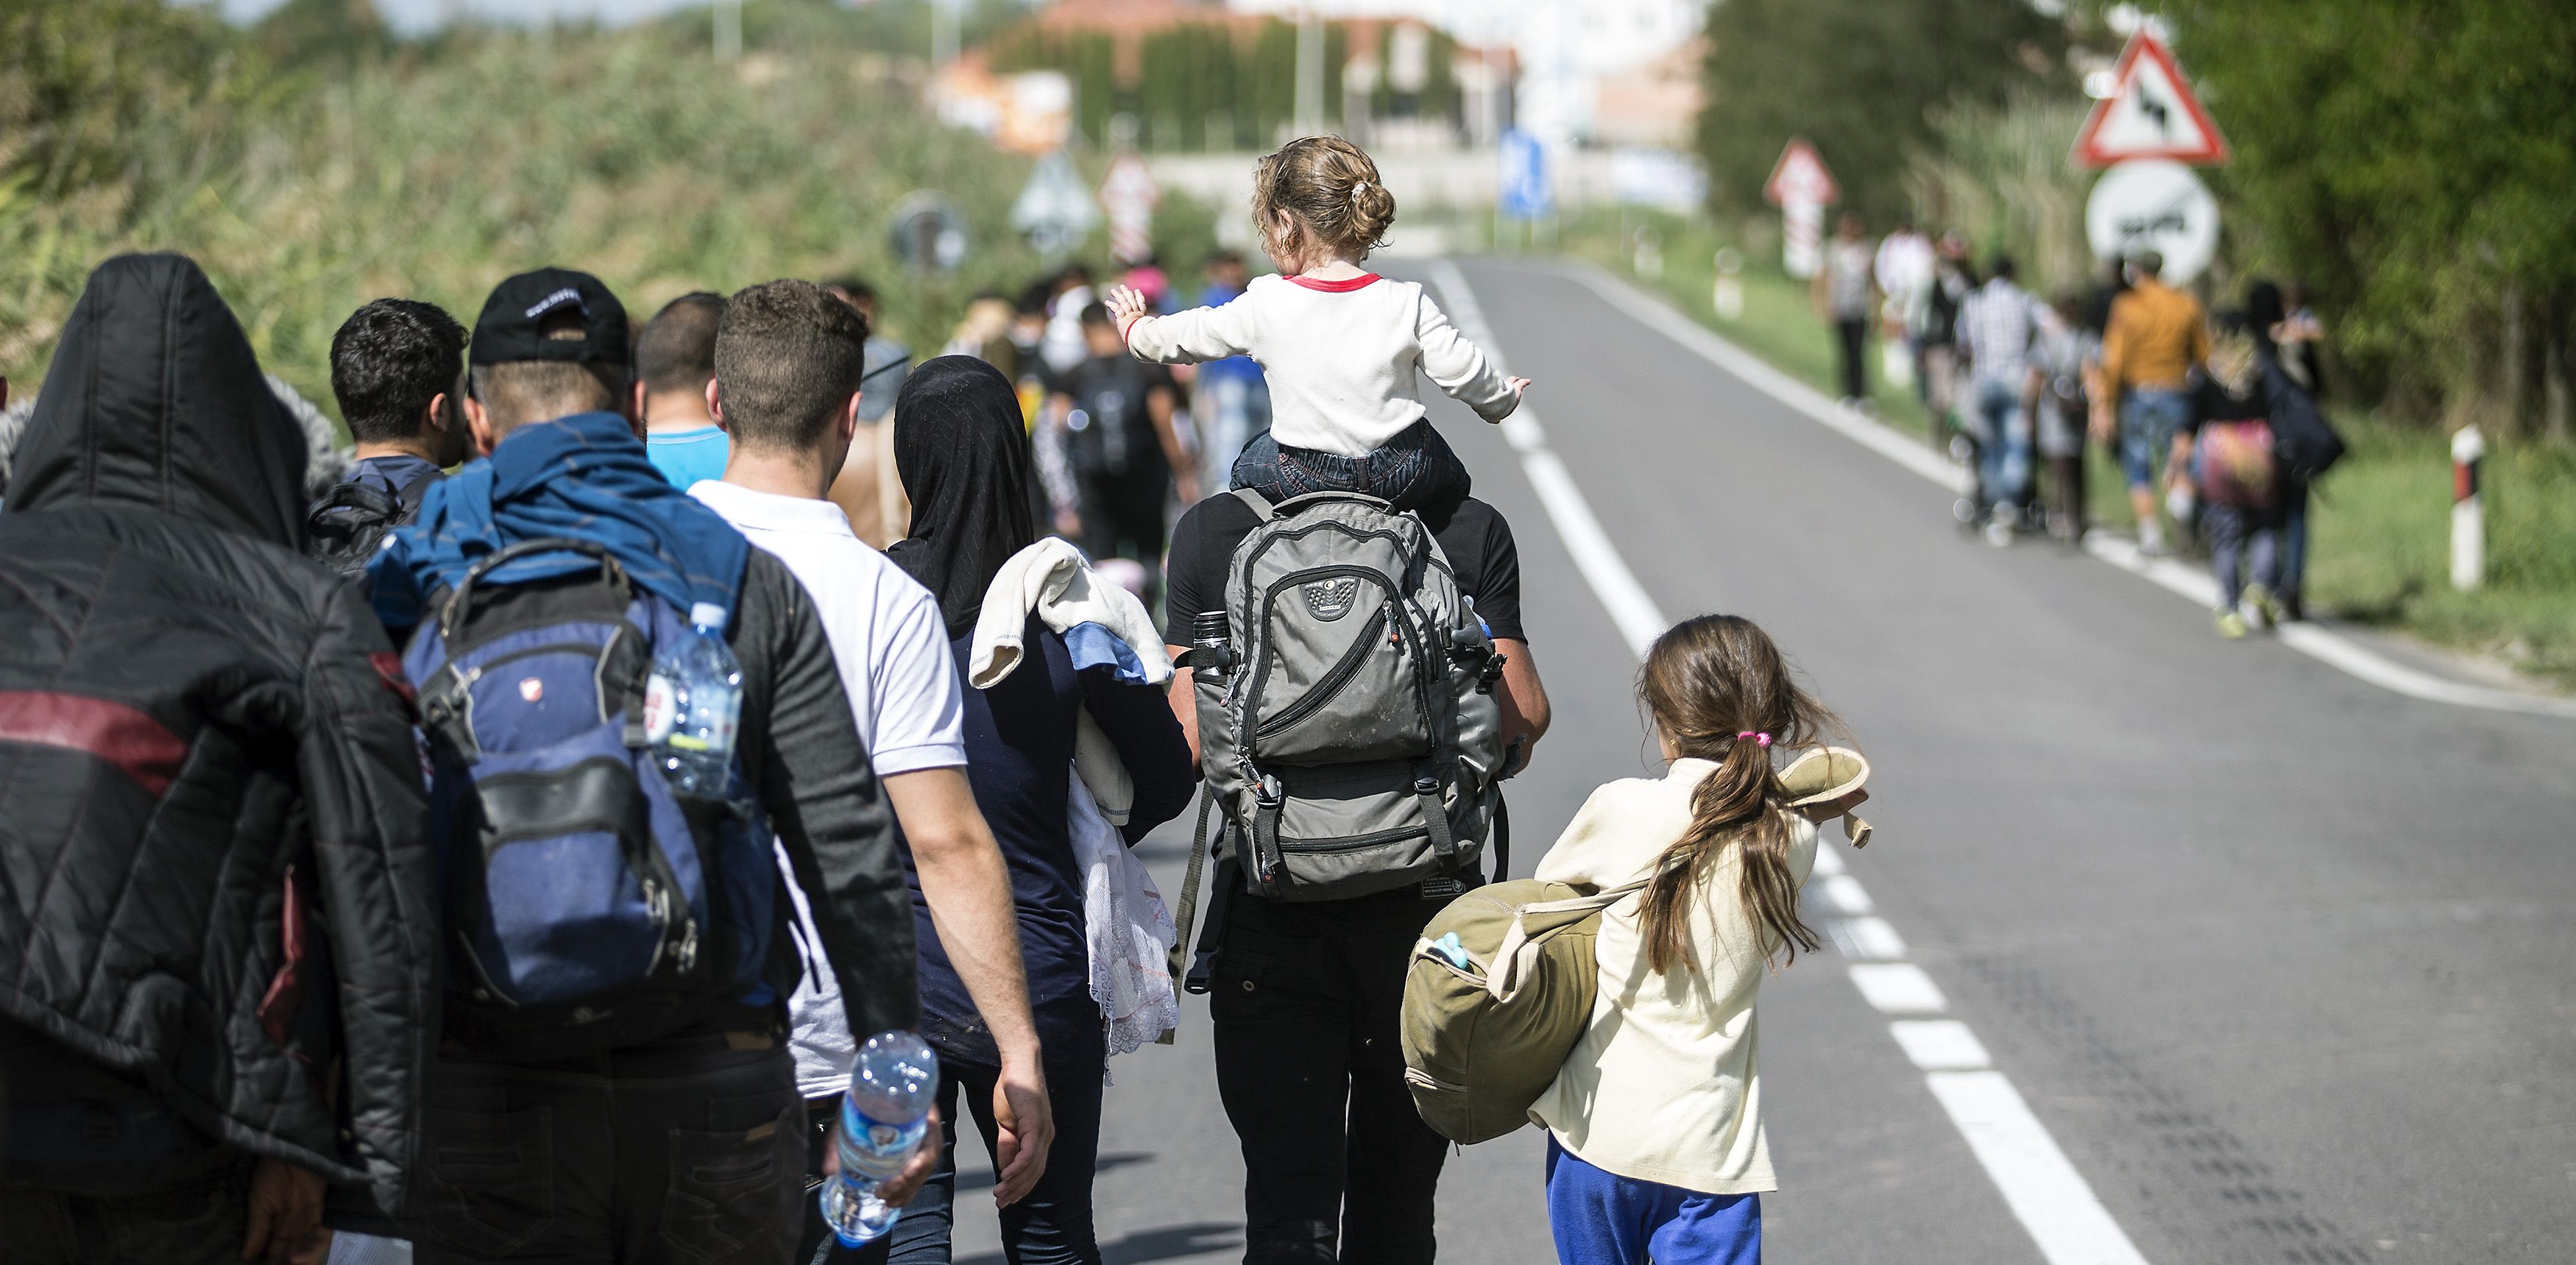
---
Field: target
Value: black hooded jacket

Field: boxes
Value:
[0,254,436,1214]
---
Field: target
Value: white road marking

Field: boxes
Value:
[1426,259,2158,1265]
[1850,963,1949,1014]
[1564,260,2576,723]
[1928,1072,2155,1265]
[1891,1019,1993,1071]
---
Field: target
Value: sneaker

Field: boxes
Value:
[2137,524,2170,557]
[2214,609,2248,639]
[1984,519,2014,548]
[2279,592,2304,623]
[2244,582,2285,629]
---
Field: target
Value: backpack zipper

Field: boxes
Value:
[1253,606,1390,740]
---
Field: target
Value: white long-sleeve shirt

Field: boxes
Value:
[1122,272,1517,457]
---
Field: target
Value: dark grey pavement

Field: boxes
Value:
[949,257,2576,1265]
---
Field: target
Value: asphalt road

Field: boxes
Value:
[950,257,2576,1265]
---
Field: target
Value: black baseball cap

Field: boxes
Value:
[470,267,631,368]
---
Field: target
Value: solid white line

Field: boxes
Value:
[1850,963,1949,1014]
[1927,1072,2155,1265]
[1563,260,2576,723]
[1432,259,2154,1265]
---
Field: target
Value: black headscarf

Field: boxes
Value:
[885,355,1038,636]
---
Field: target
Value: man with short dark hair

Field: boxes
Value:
[637,292,732,489]
[309,298,474,577]
[375,267,930,1265]
[2097,249,2211,555]
[692,280,1056,1263]
[1956,255,2048,542]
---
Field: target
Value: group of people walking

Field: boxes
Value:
[1,135,1866,1265]
[1825,216,2343,637]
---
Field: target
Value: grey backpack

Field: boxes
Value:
[1172,489,1509,952]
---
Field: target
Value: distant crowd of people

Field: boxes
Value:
[1820,213,2343,637]
[0,134,1854,1265]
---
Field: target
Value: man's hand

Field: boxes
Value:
[2089,400,2116,445]
[825,1107,944,1208]
[242,1158,328,1264]
[1103,286,1150,330]
[1054,506,1082,539]
[988,1060,1056,1207]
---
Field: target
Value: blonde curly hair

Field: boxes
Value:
[1252,136,1397,264]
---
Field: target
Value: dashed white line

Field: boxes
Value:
[1425,258,2156,1265]
[1561,259,2576,723]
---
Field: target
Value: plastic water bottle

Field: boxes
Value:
[643,601,742,796]
[818,1032,940,1247]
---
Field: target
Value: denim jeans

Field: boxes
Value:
[870,1042,1106,1265]
[1209,894,1454,1265]
[2204,503,2282,609]
[2279,475,2311,603]
[1969,376,2032,514]
[411,1036,805,1265]
[2120,389,2193,490]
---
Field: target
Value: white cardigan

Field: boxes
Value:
[1122,272,1518,456]
[1527,758,1817,1194]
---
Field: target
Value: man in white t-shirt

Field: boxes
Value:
[688,279,1055,1262]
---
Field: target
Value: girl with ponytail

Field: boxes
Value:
[1528,614,1863,1265]
[1105,135,1529,511]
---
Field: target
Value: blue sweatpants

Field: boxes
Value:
[1546,1138,1762,1265]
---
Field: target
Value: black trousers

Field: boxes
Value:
[412,1036,805,1265]
[1834,316,1870,402]
[1209,897,1450,1265]
[1074,464,1170,566]
[0,1157,252,1265]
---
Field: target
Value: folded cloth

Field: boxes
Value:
[970,537,1173,825]
[1068,770,1179,1057]
[370,410,749,633]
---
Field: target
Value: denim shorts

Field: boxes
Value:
[2120,389,2192,489]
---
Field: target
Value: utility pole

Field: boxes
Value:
[715,0,742,63]
[1293,9,1325,137]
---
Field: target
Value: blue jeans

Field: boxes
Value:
[2204,503,2282,610]
[1545,1139,1761,1265]
[1969,376,2031,514]
[2120,389,2193,490]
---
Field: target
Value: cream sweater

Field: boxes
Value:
[1121,272,1518,457]
[1528,758,1817,1194]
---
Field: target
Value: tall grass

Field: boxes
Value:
[0,4,1054,417]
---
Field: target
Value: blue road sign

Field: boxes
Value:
[1498,128,1553,222]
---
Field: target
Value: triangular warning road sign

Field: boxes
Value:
[1763,138,1839,208]
[2073,32,2229,168]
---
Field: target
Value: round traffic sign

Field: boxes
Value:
[2084,158,2219,283]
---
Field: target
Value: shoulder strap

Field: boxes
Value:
[1231,486,1274,519]
[1483,876,1652,1002]
[307,480,400,528]
[394,468,441,514]
[1164,789,1220,1023]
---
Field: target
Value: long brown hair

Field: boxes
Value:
[1635,614,1836,975]
[1251,136,1398,266]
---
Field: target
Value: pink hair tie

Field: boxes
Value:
[1737,731,1772,748]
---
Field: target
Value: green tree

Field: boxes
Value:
[1694,0,2064,225]
[2171,0,2576,437]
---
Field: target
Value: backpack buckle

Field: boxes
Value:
[1255,773,1284,807]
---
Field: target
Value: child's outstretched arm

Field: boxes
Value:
[1415,293,1528,422]
[1108,284,1256,367]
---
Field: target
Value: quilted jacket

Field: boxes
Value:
[0,253,436,1215]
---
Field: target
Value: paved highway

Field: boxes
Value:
[950,257,2576,1265]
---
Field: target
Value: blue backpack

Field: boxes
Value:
[404,538,779,1059]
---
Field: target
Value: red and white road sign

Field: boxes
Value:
[1099,154,1161,265]
[2073,32,2229,168]
[1762,138,1839,209]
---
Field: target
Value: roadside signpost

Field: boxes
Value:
[1498,127,1553,222]
[1098,152,1161,266]
[2076,32,2226,281]
[1763,138,1838,280]
[1010,149,1097,257]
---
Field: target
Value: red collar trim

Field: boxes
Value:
[1284,273,1383,293]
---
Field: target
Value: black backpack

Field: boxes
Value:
[2265,364,2346,483]
[306,469,438,578]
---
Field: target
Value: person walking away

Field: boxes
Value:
[1955,256,2048,544]
[1813,213,1876,407]
[942,291,1025,382]
[0,252,437,1265]
[1160,474,1555,1265]
[824,279,915,549]
[2177,314,2288,639]
[1875,219,1935,399]
[2033,290,2098,545]
[1046,303,1193,567]
[369,268,933,1265]
[2245,279,2329,619]
[637,293,732,489]
[1920,235,1978,449]
[884,356,1197,1265]
[2096,251,2211,556]
[308,298,473,578]
[1188,249,1272,493]
[1532,615,1847,1265]
[688,280,1061,1263]
[1108,136,1526,512]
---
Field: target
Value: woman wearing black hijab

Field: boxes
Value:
[882,357,1194,1265]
